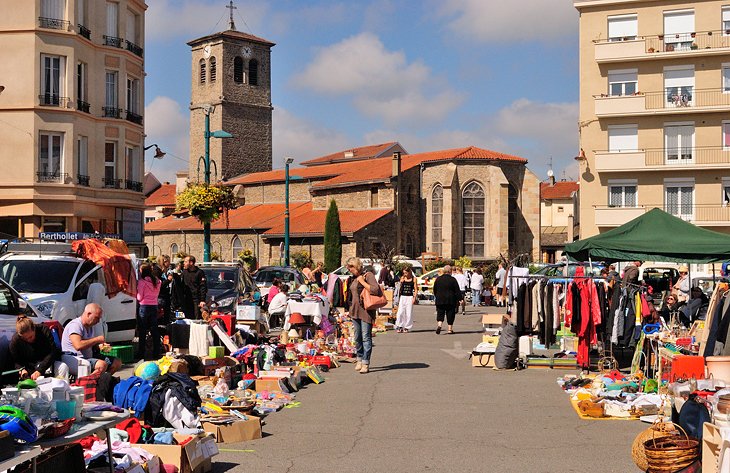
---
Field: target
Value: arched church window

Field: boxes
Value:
[462,181,485,258]
[249,59,258,86]
[209,57,217,82]
[234,57,244,83]
[199,59,206,84]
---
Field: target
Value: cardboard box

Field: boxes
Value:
[703,422,721,473]
[202,416,262,443]
[208,346,225,358]
[236,305,260,321]
[169,360,189,374]
[255,378,285,393]
[191,375,217,387]
[471,352,495,368]
[482,335,500,345]
[134,434,216,473]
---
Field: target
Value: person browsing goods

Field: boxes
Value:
[10,315,69,380]
[61,303,121,377]
[181,255,207,319]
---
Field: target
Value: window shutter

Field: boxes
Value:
[664,10,694,35]
[608,126,638,152]
[664,67,694,88]
[608,15,637,39]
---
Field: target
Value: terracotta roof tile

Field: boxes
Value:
[264,208,393,236]
[300,142,400,166]
[541,182,579,200]
[145,184,177,207]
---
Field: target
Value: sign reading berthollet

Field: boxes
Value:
[39,232,121,241]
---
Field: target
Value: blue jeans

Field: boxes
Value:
[352,318,373,365]
[471,289,481,306]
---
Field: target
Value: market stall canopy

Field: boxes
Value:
[564,208,730,263]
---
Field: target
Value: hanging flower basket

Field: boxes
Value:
[176,183,237,226]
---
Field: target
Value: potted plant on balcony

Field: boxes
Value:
[666,44,675,52]
[175,183,237,227]
[691,32,696,38]
[691,43,699,50]
[648,47,656,53]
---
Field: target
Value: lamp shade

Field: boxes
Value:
[289,312,305,325]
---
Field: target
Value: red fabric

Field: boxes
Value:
[564,267,601,369]
[72,239,136,297]
[115,418,143,444]
[640,293,652,317]
[73,373,100,402]
[77,435,100,449]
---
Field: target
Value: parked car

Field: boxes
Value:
[534,262,605,278]
[416,267,474,293]
[253,266,307,299]
[0,242,137,343]
[691,274,717,298]
[332,258,424,282]
[199,262,260,314]
[639,264,679,295]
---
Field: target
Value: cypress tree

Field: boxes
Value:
[324,199,342,272]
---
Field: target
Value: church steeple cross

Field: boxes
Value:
[226,1,237,30]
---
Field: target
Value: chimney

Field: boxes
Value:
[175,171,189,194]
[549,175,556,186]
[567,214,574,243]
[344,150,355,159]
[392,151,401,177]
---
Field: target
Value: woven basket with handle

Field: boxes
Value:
[643,423,699,472]
[631,420,676,471]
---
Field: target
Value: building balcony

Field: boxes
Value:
[595,147,730,172]
[38,17,70,31]
[76,99,90,114]
[103,178,122,189]
[77,174,90,187]
[126,40,143,58]
[102,106,122,119]
[103,35,124,48]
[77,24,91,40]
[125,110,143,125]
[38,95,71,108]
[125,180,143,192]
[36,172,68,183]
[595,88,730,118]
[594,206,646,227]
[594,31,730,63]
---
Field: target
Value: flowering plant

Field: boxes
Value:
[176,183,236,225]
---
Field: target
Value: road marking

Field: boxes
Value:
[441,341,471,359]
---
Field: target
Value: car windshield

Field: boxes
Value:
[0,260,78,293]
[255,269,298,284]
[202,268,238,291]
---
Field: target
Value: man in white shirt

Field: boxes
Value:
[267,284,289,328]
[453,267,468,315]
[494,263,507,307]
[469,269,484,307]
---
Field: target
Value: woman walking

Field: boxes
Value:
[137,263,162,360]
[395,267,416,333]
[347,257,381,374]
[433,265,463,334]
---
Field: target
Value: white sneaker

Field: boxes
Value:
[359,365,369,374]
[355,361,362,371]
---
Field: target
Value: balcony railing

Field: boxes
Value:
[125,110,143,125]
[76,99,90,113]
[77,174,90,186]
[645,87,730,110]
[38,17,70,30]
[103,35,124,48]
[126,40,143,58]
[595,204,730,225]
[125,180,143,192]
[646,147,730,166]
[38,95,70,107]
[36,172,67,183]
[103,178,122,189]
[77,24,91,40]
[594,30,730,62]
[102,106,122,119]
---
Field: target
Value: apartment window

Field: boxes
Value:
[105,71,117,108]
[232,236,243,260]
[39,132,63,179]
[106,1,118,37]
[77,0,85,25]
[370,187,378,207]
[608,69,637,96]
[664,9,694,50]
[199,59,206,84]
[665,179,694,220]
[608,180,637,207]
[126,77,139,114]
[41,54,65,104]
[43,218,65,233]
[463,182,485,258]
[249,59,258,86]
[77,135,88,177]
[608,14,637,41]
[76,62,87,102]
[723,178,730,205]
[126,146,139,182]
[723,65,730,92]
[664,66,694,107]
[104,142,116,184]
[40,0,66,29]
[665,124,694,161]
[723,7,730,33]
[431,185,443,256]
[724,122,730,149]
[608,125,639,152]
[234,57,244,83]
[557,206,564,213]
[126,10,138,44]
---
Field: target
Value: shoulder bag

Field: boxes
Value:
[361,285,387,310]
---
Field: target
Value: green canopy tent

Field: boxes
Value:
[564,208,730,264]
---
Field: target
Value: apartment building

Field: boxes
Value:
[575,0,730,239]
[0,0,147,250]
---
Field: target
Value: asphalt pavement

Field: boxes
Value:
[210,304,646,473]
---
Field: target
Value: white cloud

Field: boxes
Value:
[293,33,464,125]
[145,0,268,42]
[272,107,351,167]
[144,96,190,182]
[439,0,577,43]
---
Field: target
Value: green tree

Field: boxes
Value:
[324,199,342,272]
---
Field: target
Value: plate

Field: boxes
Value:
[84,411,119,421]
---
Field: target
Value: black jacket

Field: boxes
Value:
[9,324,60,374]
[181,266,207,303]
[433,274,463,307]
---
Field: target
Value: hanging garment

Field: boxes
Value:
[565,268,601,369]
[188,323,209,357]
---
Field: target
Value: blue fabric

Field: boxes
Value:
[153,431,174,444]
[113,375,153,416]
[352,318,372,364]
[132,381,153,418]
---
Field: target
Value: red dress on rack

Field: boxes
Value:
[565,267,601,369]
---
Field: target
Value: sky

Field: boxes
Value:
[144,0,580,184]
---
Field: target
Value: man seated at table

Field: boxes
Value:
[267,284,289,329]
[61,303,122,377]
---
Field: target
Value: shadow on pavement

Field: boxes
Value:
[369,362,430,372]
[212,462,241,472]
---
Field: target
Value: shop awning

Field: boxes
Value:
[564,208,730,263]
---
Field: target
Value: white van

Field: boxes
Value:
[0,243,137,343]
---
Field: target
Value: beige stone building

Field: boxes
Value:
[576,0,730,239]
[0,0,148,249]
[540,179,580,263]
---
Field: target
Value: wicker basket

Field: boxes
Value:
[631,421,676,471]
[643,423,699,473]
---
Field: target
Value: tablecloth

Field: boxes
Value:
[283,299,330,330]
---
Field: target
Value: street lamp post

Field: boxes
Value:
[284,157,294,267]
[201,105,232,262]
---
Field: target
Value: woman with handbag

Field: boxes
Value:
[347,257,383,374]
[395,267,416,333]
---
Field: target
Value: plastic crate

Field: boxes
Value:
[100,344,135,364]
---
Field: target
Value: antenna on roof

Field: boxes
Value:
[226,0,237,30]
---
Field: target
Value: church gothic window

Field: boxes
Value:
[209,57,217,82]
[249,59,258,86]
[232,236,243,260]
[508,184,519,253]
[234,57,244,83]
[462,181,485,258]
[431,185,443,256]
[170,243,179,255]
[199,59,206,84]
